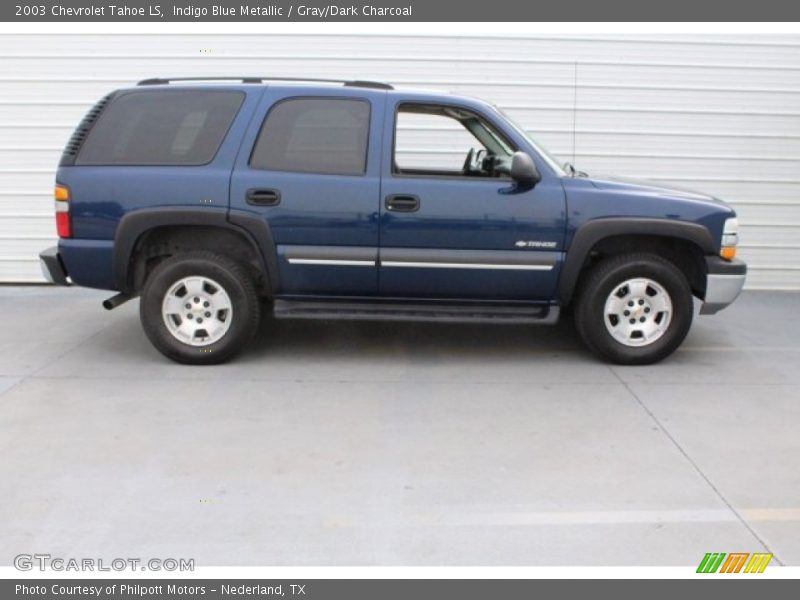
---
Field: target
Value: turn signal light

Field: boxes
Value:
[54,184,70,202]
[720,217,739,262]
[54,184,71,238]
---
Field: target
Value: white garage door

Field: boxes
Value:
[1,32,798,289]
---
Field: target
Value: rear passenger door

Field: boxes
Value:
[230,89,384,296]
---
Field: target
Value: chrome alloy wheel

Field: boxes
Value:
[162,276,233,346]
[603,278,673,347]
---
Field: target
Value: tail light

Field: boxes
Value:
[54,184,71,238]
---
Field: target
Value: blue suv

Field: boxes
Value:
[39,77,746,365]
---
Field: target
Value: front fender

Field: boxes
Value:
[558,217,716,304]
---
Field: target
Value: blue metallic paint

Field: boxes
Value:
[51,83,737,302]
[378,92,566,300]
[58,238,115,290]
[229,87,387,296]
[562,176,734,253]
[56,85,266,289]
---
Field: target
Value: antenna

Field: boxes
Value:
[572,60,578,166]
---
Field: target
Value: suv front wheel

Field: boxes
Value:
[140,251,260,364]
[574,253,693,365]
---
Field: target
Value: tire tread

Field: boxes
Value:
[140,251,260,364]
[574,252,693,365]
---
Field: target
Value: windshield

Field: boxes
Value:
[492,106,567,176]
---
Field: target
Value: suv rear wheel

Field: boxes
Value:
[140,251,260,364]
[574,253,693,365]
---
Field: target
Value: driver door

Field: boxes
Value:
[378,99,565,301]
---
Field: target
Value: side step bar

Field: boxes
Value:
[273,299,560,325]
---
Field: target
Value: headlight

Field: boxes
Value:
[720,217,739,260]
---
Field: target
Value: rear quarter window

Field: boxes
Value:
[75,90,244,166]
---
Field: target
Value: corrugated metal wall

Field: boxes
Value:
[1,33,799,288]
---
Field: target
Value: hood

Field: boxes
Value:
[585,174,733,210]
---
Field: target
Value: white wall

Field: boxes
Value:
[1,33,798,288]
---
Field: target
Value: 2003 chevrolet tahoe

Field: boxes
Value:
[39,77,746,364]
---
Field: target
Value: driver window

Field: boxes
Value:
[393,103,514,178]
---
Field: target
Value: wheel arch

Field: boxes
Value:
[559,218,715,304]
[113,207,279,295]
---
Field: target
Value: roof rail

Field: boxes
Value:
[137,77,393,90]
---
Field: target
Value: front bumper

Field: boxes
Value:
[39,246,70,286]
[700,256,746,315]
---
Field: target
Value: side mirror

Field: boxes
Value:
[510,152,541,185]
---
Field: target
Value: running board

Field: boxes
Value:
[273,299,560,325]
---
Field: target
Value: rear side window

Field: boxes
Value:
[250,98,370,176]
[76,90,244,166]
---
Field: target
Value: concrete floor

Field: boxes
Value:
[0,287,798,566]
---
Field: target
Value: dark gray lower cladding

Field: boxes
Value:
[281,245,558,270]
[282,245,378,266]
[379,247,558,270]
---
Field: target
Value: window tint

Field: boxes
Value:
[77,90,244,166]
[250,98,370,176]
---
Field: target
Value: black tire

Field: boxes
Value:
[574,253,693,365]
[139,251,260,364]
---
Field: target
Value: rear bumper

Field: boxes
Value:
[39,246,70,286]
[700,256,746,315]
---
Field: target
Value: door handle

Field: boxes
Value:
[385,194,420,212]
[246,188,281,207]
